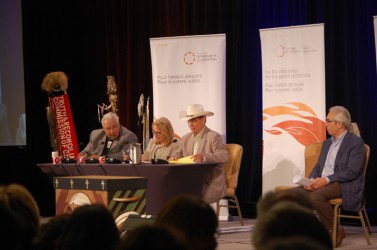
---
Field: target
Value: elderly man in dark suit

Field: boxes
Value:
[77,112,138,162]
[304,106,365,247]
[170,104,229,204]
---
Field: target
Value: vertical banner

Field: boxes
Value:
[48,93,80,159]
[150,34,226,140]
[259,24,326,194]
[374,16,377,70]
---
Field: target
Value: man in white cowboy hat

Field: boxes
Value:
[169,104,229,204]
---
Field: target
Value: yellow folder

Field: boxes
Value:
[168,155,195,164]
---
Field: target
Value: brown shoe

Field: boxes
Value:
[336,227,346,247]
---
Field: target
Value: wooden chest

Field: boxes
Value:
[54,175,147,230]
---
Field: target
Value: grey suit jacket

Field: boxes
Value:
[308,131,365,211]
[174,126,228,204]
[80,126,138,161]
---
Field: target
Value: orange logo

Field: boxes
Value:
[263,102,326,146]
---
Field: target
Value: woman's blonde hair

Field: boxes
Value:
[153,117,175,146]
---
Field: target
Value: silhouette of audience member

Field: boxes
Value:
[155,194,218,250]
[253,201,332,250]
[58,204,119,250]
[116,224,188,250]
[0,203,23,249]
[0,183,40,249]
[257,188,314,218]
[258,236,331,250]
[33,213,71,250]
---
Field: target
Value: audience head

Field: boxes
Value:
[155,194,218,250]
[58,204,119,250]
[0,203,24,249]
[0,183,40,248]
[116,224,188,250]
[253,201,332,250]
[328,105,360,137]
[32,213,71,250]
[101,112,121,140]
[152,117,175,146]
[256,188,313,218]
[258,235,332,250]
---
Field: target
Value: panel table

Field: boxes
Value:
[37,162,218,215]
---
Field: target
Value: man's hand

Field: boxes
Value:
[192,153,204,162]
[89,154,100,159]
[76,153,87,161]
[122,154,130,161]
[308,177,328,190]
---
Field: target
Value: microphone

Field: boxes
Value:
[61,158,77,163]
[151,139,177,164]
[85,158,100,163]
[151,145,166,164]
[105,158,122,164]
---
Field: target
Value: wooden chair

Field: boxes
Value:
[330,143,372,247]
[304,142,323,177]
[275,142,323,191]
[216,143,244,226]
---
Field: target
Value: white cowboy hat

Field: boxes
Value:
[179,104,214,121]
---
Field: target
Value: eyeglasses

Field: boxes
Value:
[103,125,119,132]
[187,116,203,124]
[325,119,336,123]
[153,131,162,136]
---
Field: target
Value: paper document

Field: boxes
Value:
[168,155,195,164]
[293,175,314,187]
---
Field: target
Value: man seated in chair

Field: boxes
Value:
[302,106,365,247]
[76,112,138,162]
[169,104,228,204]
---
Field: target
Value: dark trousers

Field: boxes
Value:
[304,182,342,230]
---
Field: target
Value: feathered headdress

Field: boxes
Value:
[41,71,68,94]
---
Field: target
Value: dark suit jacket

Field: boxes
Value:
[80,126,138,161]
[308,131,365,211]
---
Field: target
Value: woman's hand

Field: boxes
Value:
[168,156,177,161]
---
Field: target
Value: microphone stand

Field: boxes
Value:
[127,158,141,176]
[151,139,177,164]
[152,145,168,164]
